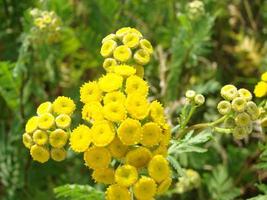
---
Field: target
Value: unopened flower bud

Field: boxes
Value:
[238,88,252,101]
[246,101,260,120]
[221,84,238,101]
[194,94,205,106]
[217,100,231,115]
[233,126,249,140]
[185,90,196,99]
[232,97,246,112]
[235,112,251,127]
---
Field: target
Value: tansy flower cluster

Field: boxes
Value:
[217,85,260,139]
[69,28,172,200]
[22,96,76,163]
[254,72,267,98]
[175,169,201,194]
[185,90,205,106]
[100,27,153,77]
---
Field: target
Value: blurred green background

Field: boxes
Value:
[0,0,267,199]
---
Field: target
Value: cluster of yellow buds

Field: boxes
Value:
[187,0,205,20]
[175,169,201,194]
[254,72,267,98]
[217,85,260,139]
[100,27,153,77]
[67,28,171,200]
[22,96,76,163]
[185,90,205,106]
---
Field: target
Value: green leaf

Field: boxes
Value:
[168,155,185,176]
[54,184,104,200]
[247,195,267,200]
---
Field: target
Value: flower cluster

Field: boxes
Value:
[187,0,205,19]
[100,27,153,77]
[185,90,205,106]
[69,28,172,200]
[217,85,260,139]
[22,96,76,163]
[175,169,201,194]
[254,72,267,98]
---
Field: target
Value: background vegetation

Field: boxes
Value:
[0,0,267,199]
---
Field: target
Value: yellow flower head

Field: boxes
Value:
[102,33,117,43]
[160,124,171,146]
[133,176,157,200]
[50,148,67,162]
[37,101,52,116]
[122,33,140,48]
[235,112,251,127]
[134,49,150,65]
[106,184,131,200]
[98,73,123,92]
[117,118,142,145]
[23,133,33,149]
[38,113,55,130]
[108,136,128,159]
[148,155,170,183]
[220,85,238,101]
[231,97,246,112]
[115,27,132,38]
[33,130,48,145]
[92,168,115,185]
[55,114,71,129]
[157,177,172,195]
[82,102,104,122]
[100,40,117,57]
[80,81,102,104]
[238,88,252,101]
[261,72,267,81]
[149,100,165,125]
[129,28,143,37]
[125,75,149,96]
[52,96,76,115]
[91,120,115,147]
[70,124,92,152]
[126,94,149,120]
[30,144,50,163]
[134,64,144,78]
[49,129,68,148]
[115,165,138,187]
[103,58,117,72]
[84,146,111,169]
[140,39,153,54]
[103,102,126,122]
[25,116,39,134]
[113,65,136,77]
[103,91,126,105]
[153,144,168,157]
[254,81,267,97]
[141,122,161,147]
[125,147,152,168]
[113,45,132,62]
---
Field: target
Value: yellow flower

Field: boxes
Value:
[126,94,149,120]
[153,144,168,157]
[102,33,117,43]
[133,176,157,200]
[113,65,136,77]
[25,116,39,134]
[125,75,149,96]
[231,97,246,112]
[220,85,238,100]
[37,113,55,130]
[117,118,142,145]
[106,184,131,200]
[103,102,126,122]
[101,40,117,57]
[113,45,132,62]
[50,148,67,162]
[80,81,102,104]
[157,177,172,195]
[70,125,92,152]
[254,81,267,97]
[55,114,71,129]
[52,96,76,115]
[125,147,152,168]
[82,102,104,122]
[149,101,165,125]
[22,133,33,149]
[84,146,111,169]
[129,28,143,37]
[134,65,144,78]
[122,33,140,48]
[33,130,48,145]
[37,101,52,115]
[141,122,161,147]
[160,124,171,147]
[103,91,126,105]
[103,58,117,72]
[261,72,267,81]
[98,73,123,92]
[148,155,170,183]
[238,88,252,101]
[92,168,115,185]
[49,129,68,148]
[108,136,128,159]
[140,39,153,54]
[115,165,138,187]
[134,49,150,65]
[30,144,50,163]
[91,120,115,147]
[115,27,131,38]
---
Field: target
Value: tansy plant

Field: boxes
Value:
[22,27,264,200]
